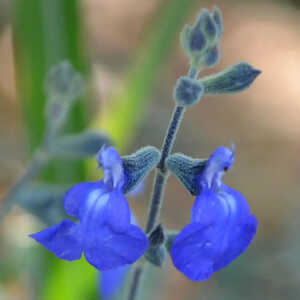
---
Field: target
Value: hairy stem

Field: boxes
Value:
[146,105,185,233]
[157,106,185,173]
[146,67,198,234]
[126,66,198,300]
[127,265,144,300]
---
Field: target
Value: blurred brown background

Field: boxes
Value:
[1,0,300,299]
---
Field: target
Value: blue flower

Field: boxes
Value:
[30,147,149,271]
[98,215,137,299]
[170,146,257,281]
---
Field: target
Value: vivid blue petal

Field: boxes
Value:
[191,187,229,226]
[30,220,82,261]
[106,189,131,232]
[80,188,111,232]
[214,214,257,271]
[170,222,222,281]
[98,214,136,300]
[171,212,257,280]
[84,224,149,271]
[221,184,251,222]
[191,184,250,226]
[63,181,103,217]
[97,146,125,190]
[99,266,130,300]
[198,146,235,191]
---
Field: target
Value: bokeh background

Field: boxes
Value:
[1,0,300,299]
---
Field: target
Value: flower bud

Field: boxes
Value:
[180,7,224,70]
[15,183,65,225]
[149,224,165,247]
[45,60,84,101]
[44,61,85,136]
[212,6,224,37]
[189,26,207,52]
[174,76,204,107]
[198,9,218,43]
[203,45,221,68]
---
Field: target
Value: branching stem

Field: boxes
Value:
[126,67,198,300]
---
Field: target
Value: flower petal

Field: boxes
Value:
[99,266,130,300]
[221,184,251,222]
[30,220,82,261]
[191,187,229,226]
[213,214,258,271]
[106,189,131,232]
[64,181,103,217]
[83,224,149,271]
[191,185,250,227]
[170,222,222,281]
[97,147,125,189]
[198,146,235,190]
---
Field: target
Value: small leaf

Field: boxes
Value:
[14,183,66,225]
[200,62,261,94]
[49,131,112,158]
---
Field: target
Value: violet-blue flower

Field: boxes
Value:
[30,146,149,271]
[98,214,138,299]
[170,146,257,281]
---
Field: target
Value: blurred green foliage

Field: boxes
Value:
[13,0,93,299]
[12,0,199,299]
[14,0,88,182]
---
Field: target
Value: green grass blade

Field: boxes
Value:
[13,0,95,299]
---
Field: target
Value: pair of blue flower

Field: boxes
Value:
[30,146,257,298]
